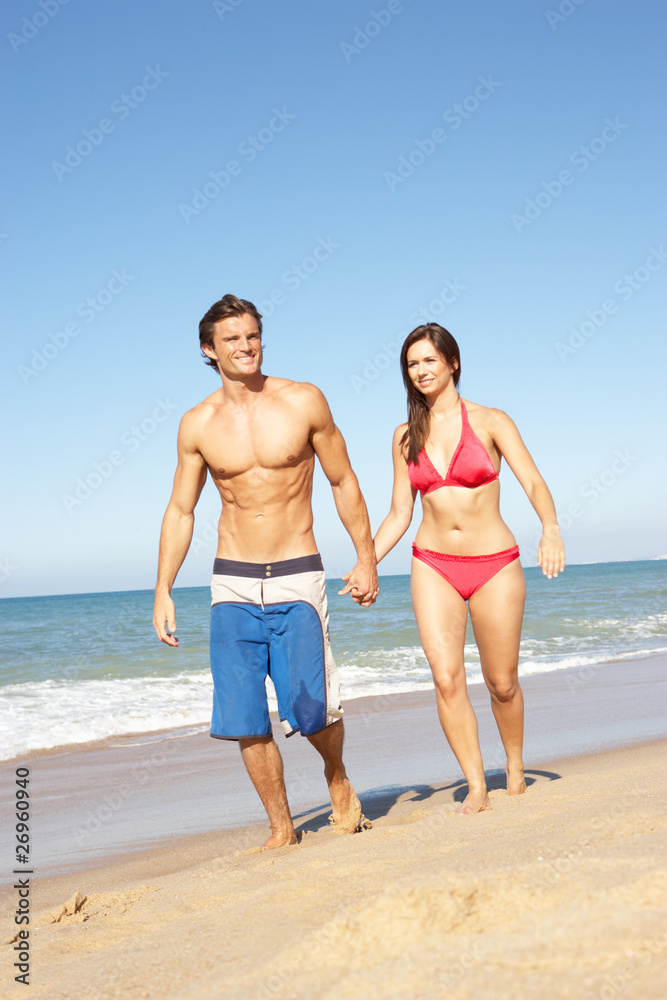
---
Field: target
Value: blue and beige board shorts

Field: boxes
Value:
[209,554,343,740]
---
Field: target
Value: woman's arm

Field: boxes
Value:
[489,409,565,579]
[374,425,417,563]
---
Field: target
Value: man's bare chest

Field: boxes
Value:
[198,409,313,478]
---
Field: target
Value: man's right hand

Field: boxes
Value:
[153,594,178,646]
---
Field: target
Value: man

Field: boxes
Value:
[153,294,378,849]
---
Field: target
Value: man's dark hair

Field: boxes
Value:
[198,294,263,371]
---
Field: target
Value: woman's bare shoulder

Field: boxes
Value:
[461,399,513,430]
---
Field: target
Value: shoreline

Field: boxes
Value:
[6,647,667,768]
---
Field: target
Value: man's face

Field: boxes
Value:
[204,313,263,379]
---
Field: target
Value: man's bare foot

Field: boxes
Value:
[506,763,527,796]
[455,790,491,815]
[260,829,299,850]
[328,777,372,834]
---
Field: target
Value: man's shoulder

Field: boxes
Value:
[180,389,224,427]
[182,379,329,425]
[267,376,324,396]
[266,377,327,409]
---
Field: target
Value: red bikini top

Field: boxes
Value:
[408,400,499,494]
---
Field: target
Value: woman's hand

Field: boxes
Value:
[537,526,565,579]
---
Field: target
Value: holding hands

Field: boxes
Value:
[339,560,379,606]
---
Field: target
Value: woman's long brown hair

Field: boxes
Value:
[399,324,461,464]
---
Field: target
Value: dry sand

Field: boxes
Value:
[3,658,666,999]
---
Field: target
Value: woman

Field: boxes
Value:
[374,324,565,814]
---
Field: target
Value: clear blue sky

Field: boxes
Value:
[1,0,665,597]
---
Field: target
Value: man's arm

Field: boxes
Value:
[153,411,208,645]
[306,385,378,606]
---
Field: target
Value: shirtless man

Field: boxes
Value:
[153,294,378,849]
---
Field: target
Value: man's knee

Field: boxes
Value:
[239,734,275,751]
[307,718,344,751]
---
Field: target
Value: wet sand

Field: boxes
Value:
[2,656,666,998]
[3,654,665,878]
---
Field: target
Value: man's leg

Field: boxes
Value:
[307,720,371,832]
[239,736,298,849]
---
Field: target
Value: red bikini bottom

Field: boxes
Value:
[412,543,520,601]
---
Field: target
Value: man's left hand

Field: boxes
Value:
[338,563,379,606]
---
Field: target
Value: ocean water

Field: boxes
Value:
[1,560,665,761]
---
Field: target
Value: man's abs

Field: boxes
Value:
[195,378,323,561]
[213,463,319,562]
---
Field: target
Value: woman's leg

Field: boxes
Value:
[468,559,526,795]
[411,557,491,814]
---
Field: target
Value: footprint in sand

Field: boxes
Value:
[328,810,373,835]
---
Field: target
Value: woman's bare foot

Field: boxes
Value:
[506,762,527,796]
[455,788,491,815]
[260,829,299,850]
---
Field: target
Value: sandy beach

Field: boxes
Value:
[3,656,666,999]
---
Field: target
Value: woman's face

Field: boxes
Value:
[405,339,457,396]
